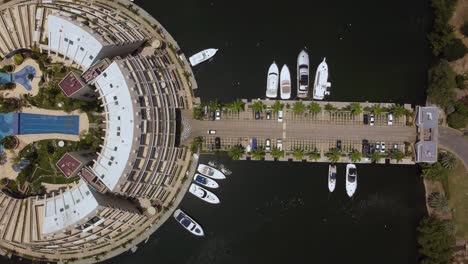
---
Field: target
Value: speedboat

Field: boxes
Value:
[266,62,279,98]
[346,164,357,197]
[328,164,337,192]
[297,49,309,98]
[312,58,331,100]
[189,183,220,204]
[189,48,218,66]
[197,164,226,179]
[173,209,204,236]
[280,65,291,99]
[193,174,219,189]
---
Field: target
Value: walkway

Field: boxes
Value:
[438,127,468,169]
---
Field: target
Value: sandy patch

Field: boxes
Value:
[449,0,468,74]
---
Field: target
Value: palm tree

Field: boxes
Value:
[324,103,337,112]
[370,151,381,163]
[208,100,222,111]
[228,145,244,160]
[229,99,245,113]
[390,104,407,118]
[390,149,405,163]
[252,147,266,160]
[292,148,305,160]
[440,152,457,170]
[271,147,284,159]
[292,101,306,115]
[428,192,450,214]
[271,100,284,113]
[308,102,321,114]
[349,149,362,162]
[349,102,362,115]
[251,101,266,113]
[326,148,341,163]
[422,163,449,181]
[372,104,385,115]
[308,152,321,161]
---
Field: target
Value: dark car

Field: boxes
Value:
[369,143,375,153]
[362,139,370,155]
[255,111,260,120]
[336,140,342,151]
[215,137,221,149]
[363,114,369,125]
[209,111,215,121]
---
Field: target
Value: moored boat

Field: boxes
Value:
[312,58,331,100]
[193,174,219,188]
[280,65,291,100]
[346,164,357,197]
[189,48,218,66]
[189,183,220,204]
[266,62,279,98]
[173,209,204,236]
[297,49,309,98]
[197,164,226,179]
[328,164,337,192]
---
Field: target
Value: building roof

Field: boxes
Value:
[415,141,438,163]
[56,153,82,178]
[417,106,438,129]
[58,71,86,97]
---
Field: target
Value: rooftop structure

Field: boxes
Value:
[56,153,82,178]
[415,106,439,163]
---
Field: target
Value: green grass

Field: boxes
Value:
[447,158,468,239]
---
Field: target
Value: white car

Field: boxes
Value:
[370,114,375,126]
[265,139,271,151]
[215,110,221,120]
[380,142,386,153]
[276,139,283,151]
[207,130,216,134]
[388,114,393,125]
[278,110,283,122]
[375,142,381,151]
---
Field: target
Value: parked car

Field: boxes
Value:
[215,137,221,149]
[207,130,216,134]
[255,111,260,120]
[387,114,393,125]
[266,111,271,120]
[369,143,375,154]
[265,139,271,151]
[336,140,342,151]
[252,138,258,150]
[278,110,283,122]
[362,139,370,155]
[277,139,283,151]
[363,114,369,125]
[393,143,398,150]
[209,111,215,121]
[375,142,381,151]
[215,110,221,120]
[370,114,375,126]
[380,142,386,153]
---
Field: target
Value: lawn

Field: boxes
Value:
[447,158,468,239]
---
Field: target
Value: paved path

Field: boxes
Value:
[438,127,468,169]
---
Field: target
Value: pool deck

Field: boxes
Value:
[0,59,41,98]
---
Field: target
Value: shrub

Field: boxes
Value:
[427,61,456,108]
[442,38,467,61]
[455,74,467,89]
[13,53,24,65]
[0,135,18,150]
[2,83,15,90]
[417,216,454,264]
[447,111,468,128]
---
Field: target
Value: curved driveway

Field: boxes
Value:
[438,127,468,169]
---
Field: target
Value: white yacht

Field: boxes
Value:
[297,49,309,98]
[189,48,218,66]
[312,58,331,100]
[328,164,337,192]
[189,183,220,204]
[346,164,357,197]
[173,209,204,236]
[193,174,219,189]
[266,62,279,98]
[280,65,291,100]
[197,164,226,180]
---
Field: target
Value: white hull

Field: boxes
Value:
[346,164,357,197]
[280,65,291,100]
[297,50,309,98]
[189,48,218,66]
[197,164,226,180]
[193,174,219,189]
[313,58,331,100]
[173,209,204,236]
[328,165,337,192]
[189,183,220,204]
[266,62,279,98]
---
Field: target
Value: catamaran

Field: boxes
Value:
[280,65,291,99]
[189,48,218,66]
[346,164,357,197]
[328,164,337,192]
[173,209,204,236]
[197,164,226,180]
[297,49,309,98]
[189,183,220,204]
[266,62,279,98]
[312,58,331,100]
[193,174,219,189]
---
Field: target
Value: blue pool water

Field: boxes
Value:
[18,113,79,135]
[0,65,36,91]
[0,113,15,151]
[0,72,11,84]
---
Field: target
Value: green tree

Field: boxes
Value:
[308,102,321,114]
[190,137,203,152]
[251,101,266,113]
[422,162,449,181]
[389,149,405,163]
[208,100,222,111]
[271,100,284,113]
[447,101,468,129]
[228,99,245,113]
[439,151,457,170]
[0,135,18,150]
[442,38,467,61]
[228,145,244,160]
[308,152,321,161]
[252,147,265,160]
[292,149,305,160]
[13,53,24,65]
[417,217,454,264]
[192,106,205,120]
[349,149,362,162]
[292,101,306,115]
[348,102,362,115]
[389,104,407,118]
[324,103,337,112]
[372,104,385,115]
[428,192,450,213]
[271,147,284,159]
[427,61,456,109]
[326,148,340,163]
[427,0,456,55]
[370,151,381,163]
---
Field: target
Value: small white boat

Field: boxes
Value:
[189,183,220,204]
[346,164,357,197]
[173,209,204,236]
[312,58,331,100]
[280,65,291,100]
[193,174,219,188]
[197,164,226,179]
[297,49,309,98]
[189,48,218,66]
[328,164,337,192]
[266,62,279,98]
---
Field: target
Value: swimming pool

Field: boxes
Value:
[0,65,36,91]
[18,113,79,135]
[0,113,15,151]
